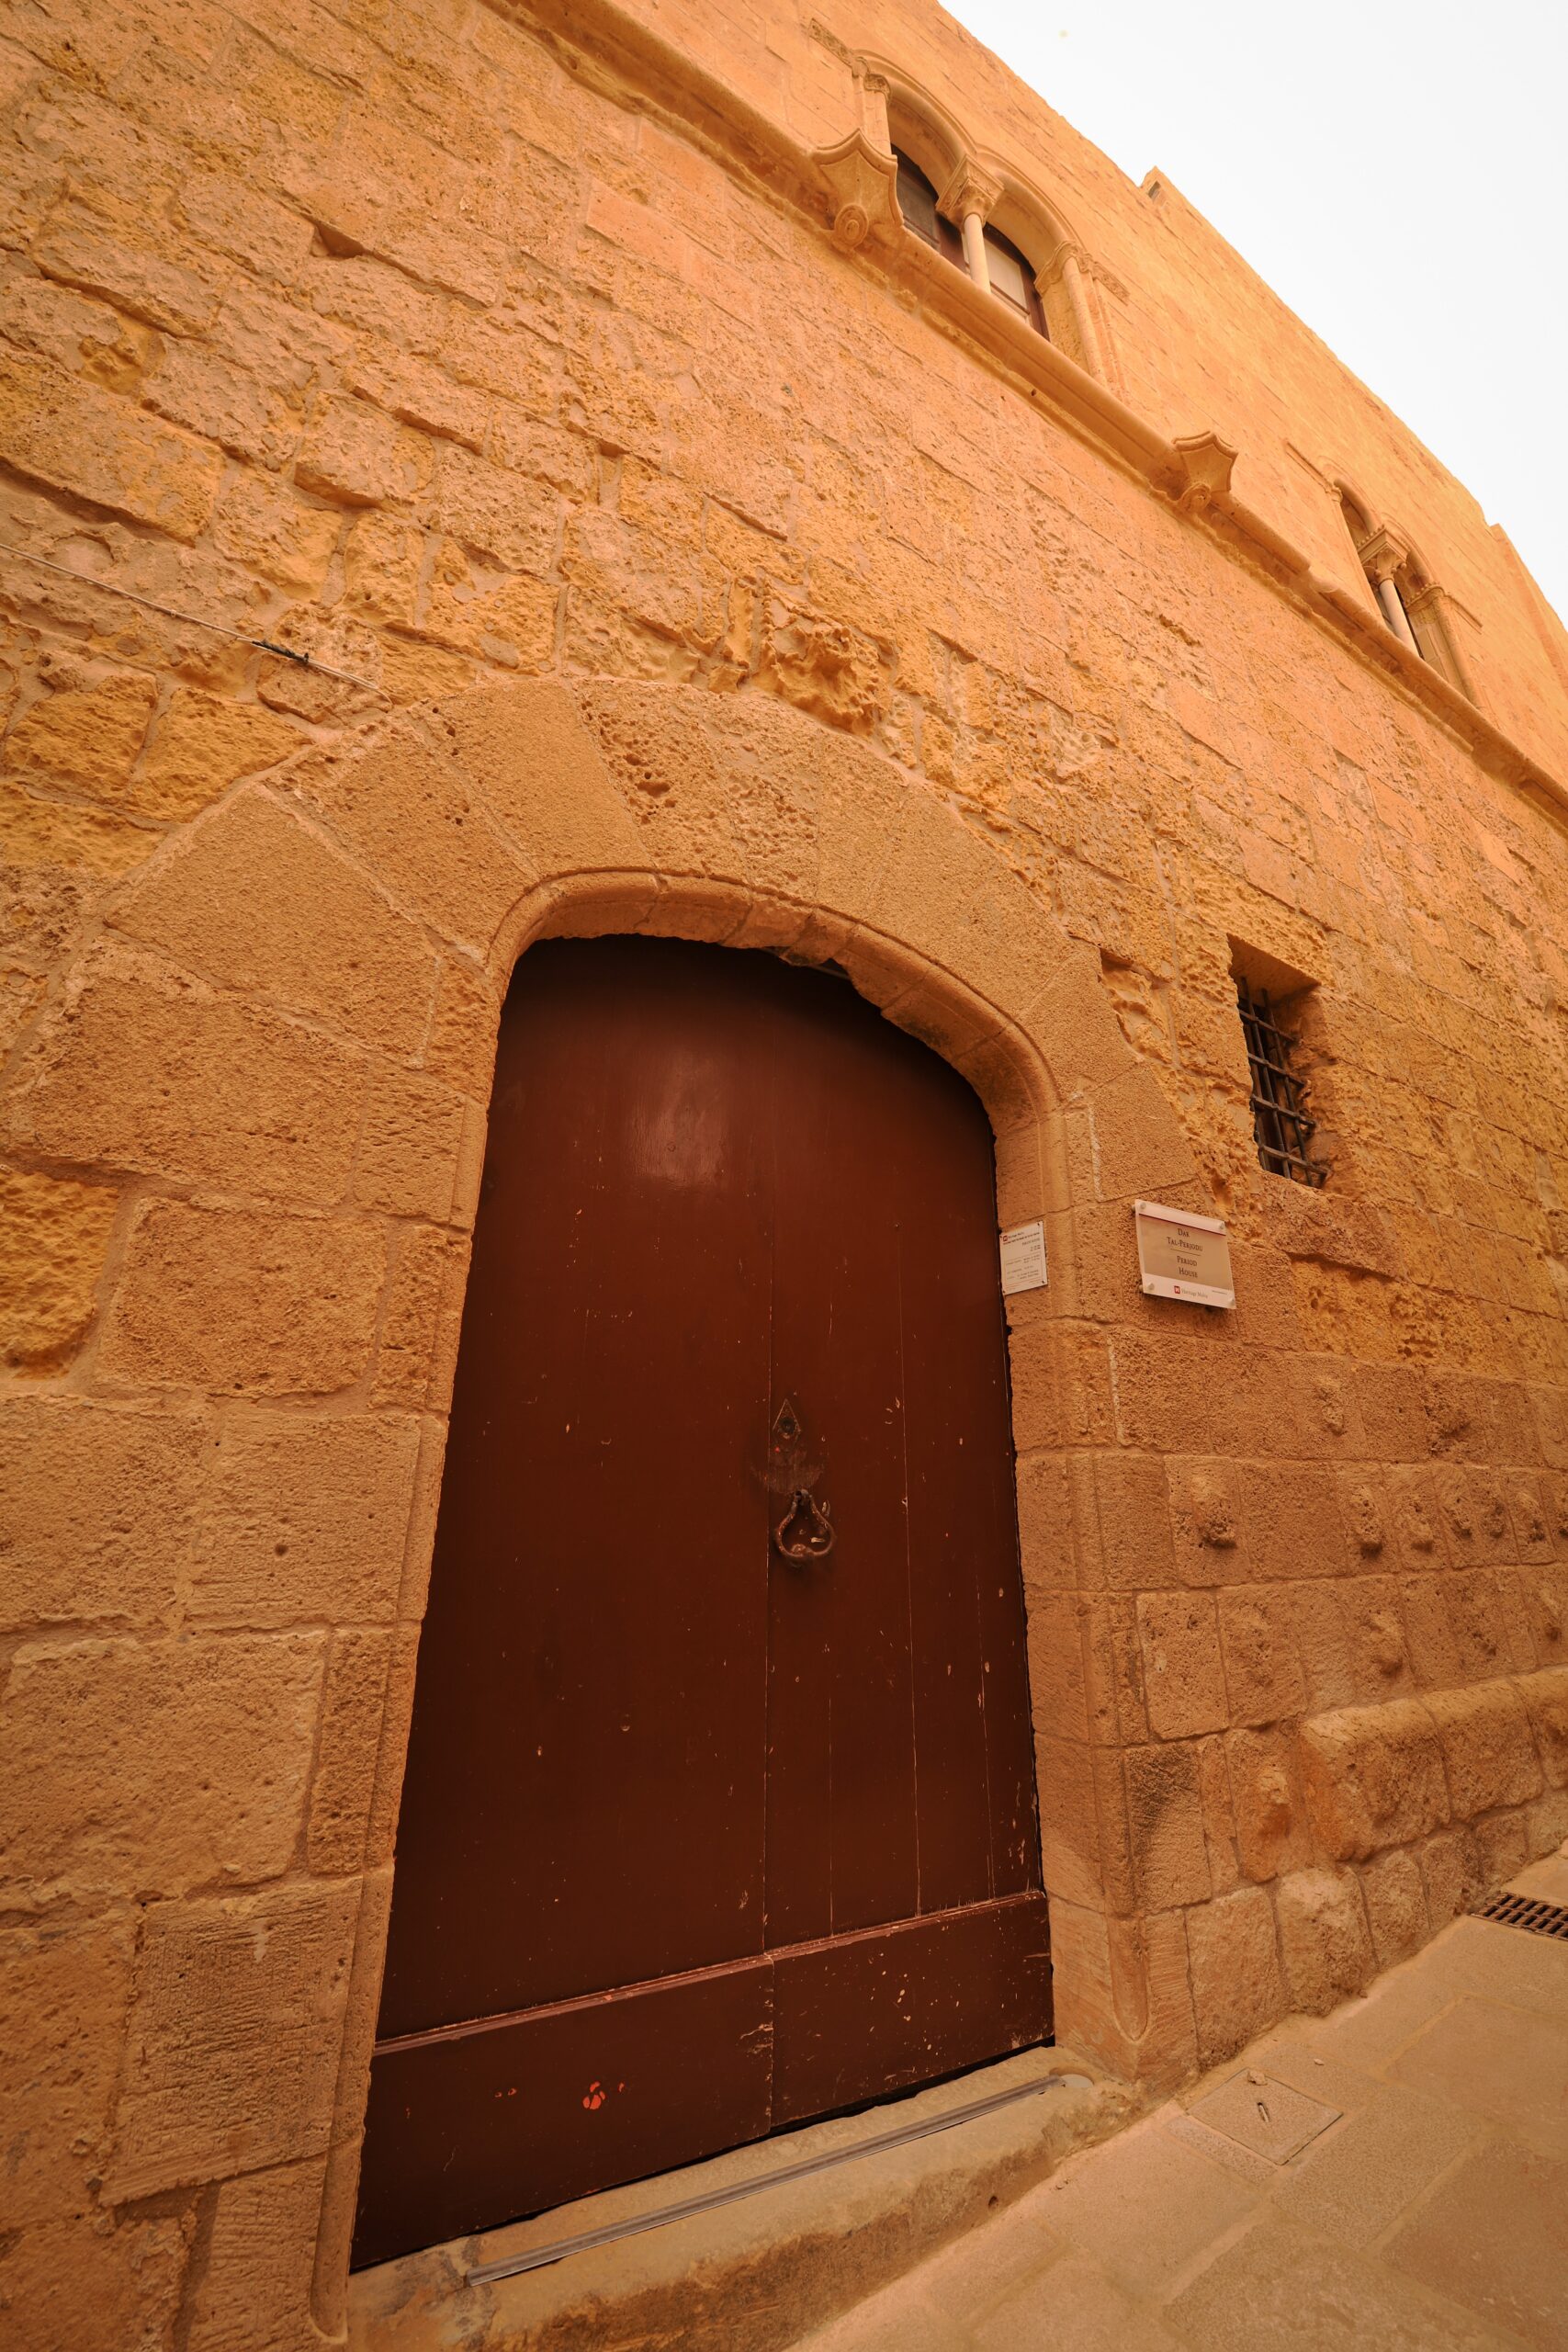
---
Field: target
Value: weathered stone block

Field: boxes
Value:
[11,968,366,1203]
[754,592,886,730]
[1025,949,1139,1105]
[0,2211,192,2352]
[295,393,430,505]
[1472,1806,1529,1889]
[423,957,501,1099]
[1167,1457,1250,1588]
[308,1628,393,1875]
[211,471,344,593]
[0,1163,118,1372]
[1358,1846,1429,1969]
[1125,1740,1212,1908]
[112,788,438,1057]
[131,687,301,821]
[1416,1825,1483,1931]
[1225,1724,1313,1882]
[0,1912,136,2227]
[0,1633,323,1902]
[1297,1697,1450,1860]
[1274,1866,1375,2013]
[430,441,559,571]
[423,548,558,670]
[197,1411,420,1629]
[288,721,534,952]
[573,676,748,883]
[6,670,158,792]
[142,339,299,469]
[0,776,155,876]
[1195,1732,1241,1891]
[0,1396,206,1629]
[1186,1883,1285,2067]
[1217,1586,1307,1725]
[1517,1664,1568,1788]
[35,207,227,334]
[107,1882,359,2199]
[351,1066,466,1220]
[370,1222,469,1411]
[0,349,223,537]
[1424,1679,1543,1817]
[1135,1590,1228,1738]
[186,2154,329,2352]
[99,1203,387,1396]
[435,675,643,878]
[1094,1450,1176,1591]
[1045,1894,1198,2084]
[1237,1461,1345,1580]
[1085,1065,1200,1202]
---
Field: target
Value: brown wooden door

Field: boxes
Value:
[353,939,1048,2267]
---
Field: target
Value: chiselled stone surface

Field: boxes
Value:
[0,0,1565,2341]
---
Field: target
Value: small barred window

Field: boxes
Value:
[1237,979,1325,1185]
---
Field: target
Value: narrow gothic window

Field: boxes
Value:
[893,151,964,266]
[1237,979,1326,1185]
[982,224,1049,336]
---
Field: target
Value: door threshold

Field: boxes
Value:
[468,2067,1093,2284]
[348,2046,1134,2351]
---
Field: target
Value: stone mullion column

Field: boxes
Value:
[1360,529,1420,652]
[940,161,1004,298]
[960,207,991,291]
[1053,244,1103,375]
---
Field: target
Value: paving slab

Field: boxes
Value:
[1161,2219,1505,2351]
[788,1851,1568,2352]
[1271,2081,1482,2246]
[919,2204,1066,2328]
[975,2250,1184,2351]
[1025,2116,1260,2298]
[1385,2139,1568,2349]
[1388,1995,1568,2156]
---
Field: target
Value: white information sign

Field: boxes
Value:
[1134,1199,1235,1309]
[999,1219,1048,1296]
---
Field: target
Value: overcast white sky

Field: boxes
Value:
[951,0,1568,628]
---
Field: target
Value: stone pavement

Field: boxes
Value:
[791,1854,1568,2352]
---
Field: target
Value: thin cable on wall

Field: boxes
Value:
[0,541,387,695]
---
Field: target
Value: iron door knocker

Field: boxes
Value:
[774,1485,835,1562]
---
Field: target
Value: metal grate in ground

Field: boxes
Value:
[1475,1890,1568,1940]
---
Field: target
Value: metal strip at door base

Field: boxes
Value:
[468,2068,1091,2283]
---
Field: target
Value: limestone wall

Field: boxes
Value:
[2,0,1567,2344]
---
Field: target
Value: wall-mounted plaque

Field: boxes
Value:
[1134,1199,1235,1308]
[999,1219,1048,1295]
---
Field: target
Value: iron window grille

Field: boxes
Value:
[1237,978,1325,1186]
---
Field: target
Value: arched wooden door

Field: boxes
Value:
[354,939,1049,2267]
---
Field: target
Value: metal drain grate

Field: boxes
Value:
[1476,1891,1568,1940]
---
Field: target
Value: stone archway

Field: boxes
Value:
[6,675,1207,2342]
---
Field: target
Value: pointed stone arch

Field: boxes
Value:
[6,675,1213,2337]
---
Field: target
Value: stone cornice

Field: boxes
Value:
[479,0,1568,839]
